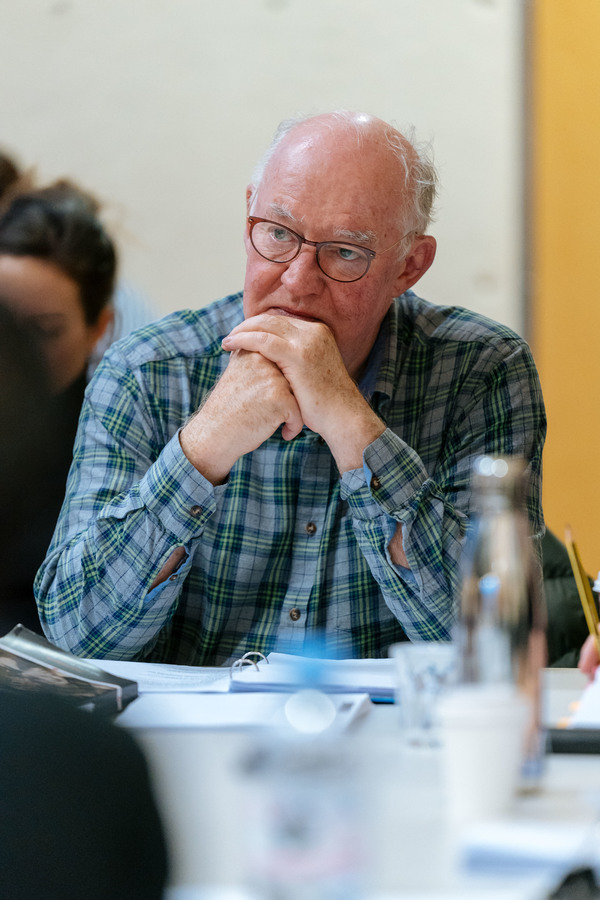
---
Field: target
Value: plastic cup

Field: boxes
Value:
[390,642,458,748]
[438,684,529,823]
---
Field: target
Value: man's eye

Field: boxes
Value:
[269,226,293,242]
[337,246,361,261]
[29,321,65,340]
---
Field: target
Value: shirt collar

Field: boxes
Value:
[357,298,401,407]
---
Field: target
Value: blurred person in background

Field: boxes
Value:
[0,151,22,198]
[0,181,116,629]
[0,179,116,392]
[580,633,600,677]
[0,148,160,378]
[0,302,169,898]
[578,577,600,677]
[0,303,52,631]
[0,689,169,900]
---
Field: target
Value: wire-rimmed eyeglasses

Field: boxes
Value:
[247,216,415,284]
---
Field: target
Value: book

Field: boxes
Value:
[0,624,138,715]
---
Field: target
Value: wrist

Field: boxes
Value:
[179,421,233,485]
[323,406,386,473]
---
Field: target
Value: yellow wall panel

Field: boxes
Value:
[533,0,600,575]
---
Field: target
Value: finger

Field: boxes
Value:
[226,313,302,337]
[282,419,303,441]
[225,313,325,349]
[578,634,599,679]
[281,397,304,440]
[222,330,288,367]
[226,346,304,438]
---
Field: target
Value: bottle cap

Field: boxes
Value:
[471,455,526,499]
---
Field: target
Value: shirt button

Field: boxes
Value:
[289,608,301,621]
[370,475,382,491]
[190,505,202,517]
[305,522,317,535]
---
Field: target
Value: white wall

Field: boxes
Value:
[0,0,527,332]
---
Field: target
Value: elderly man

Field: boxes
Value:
[36,111,545,664]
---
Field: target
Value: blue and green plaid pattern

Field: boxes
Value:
[35,291,545,664]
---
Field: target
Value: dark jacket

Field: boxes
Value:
[0,690,168,899]
[1,373,86,634]
[542,529,597,667]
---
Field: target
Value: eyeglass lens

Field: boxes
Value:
[250,220,371,282]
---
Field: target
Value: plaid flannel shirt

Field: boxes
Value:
[35,291,546,664]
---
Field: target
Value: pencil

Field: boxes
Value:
[565,527,600,657]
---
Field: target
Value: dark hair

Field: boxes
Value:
[0,180,117,325]
[0,151,21,201]
[0,302,50,534]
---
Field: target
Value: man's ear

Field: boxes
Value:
[245,185,255,215]
[89,304,114,345]
[394,235,437,295]
[243,186,256,252]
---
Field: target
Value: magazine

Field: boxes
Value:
[0,624,138,715]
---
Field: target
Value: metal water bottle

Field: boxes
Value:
[456,455,547,786]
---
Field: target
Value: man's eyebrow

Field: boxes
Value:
[264,204,377,245]
[266,203,297,222]
[27,312,67,324]
[333,227,377,245]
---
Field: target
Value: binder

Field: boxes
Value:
[223,651,396,700]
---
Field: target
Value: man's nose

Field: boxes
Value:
[280,244,325,291]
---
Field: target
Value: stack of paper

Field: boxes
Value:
[569,670,600,728]
[86,659,230,693]
[89,653,396,699]
[221,652,396,700]
[460,820,599,876]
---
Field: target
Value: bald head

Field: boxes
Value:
[250,111,438,243]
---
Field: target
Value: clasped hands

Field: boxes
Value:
[179,313,386,485]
